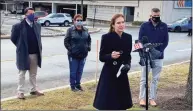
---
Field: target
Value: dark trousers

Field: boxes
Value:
[68,56,86,87]
[188,29,192,36]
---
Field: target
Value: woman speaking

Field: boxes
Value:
[93,14,133,110]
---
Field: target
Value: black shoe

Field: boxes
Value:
[71,86,79,92]
[76,85,83,91]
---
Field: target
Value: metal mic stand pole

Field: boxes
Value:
[145,49,149,110]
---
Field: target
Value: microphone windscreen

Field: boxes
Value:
[142,36,149,44]
[135,40,139,43]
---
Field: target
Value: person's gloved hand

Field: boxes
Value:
[121,64,131,74]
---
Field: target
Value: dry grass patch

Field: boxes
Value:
[1,63,190,110]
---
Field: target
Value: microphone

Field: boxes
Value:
[133,40,143,52]
[141,36,152,51]
[133,39,145,66]
[133,36,149,52]
[141,36,149,44]
[141,36,162,60]
[141,36,156,68]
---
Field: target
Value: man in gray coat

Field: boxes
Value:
[11,7,44,99]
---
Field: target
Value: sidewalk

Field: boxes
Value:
[44,26,101,34]
[85,22,141,28]
[1,27,101,39]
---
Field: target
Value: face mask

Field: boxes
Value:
[27,14,35,22]
[75,21,83,26]
[152,16,160,23]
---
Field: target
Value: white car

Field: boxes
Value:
[38,13,72,26]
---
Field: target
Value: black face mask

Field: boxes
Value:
[152,16,160,23]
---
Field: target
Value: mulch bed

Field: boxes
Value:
[131,84,192,110]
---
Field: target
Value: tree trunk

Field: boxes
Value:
[185,54,192,105]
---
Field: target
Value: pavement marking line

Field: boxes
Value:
[1,60,190,102]
[176,48,191,52]
[1,39,190,63]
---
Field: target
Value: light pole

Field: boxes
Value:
[81,0,83,15]
[93,6,96,28]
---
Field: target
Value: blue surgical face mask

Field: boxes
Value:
[75,21,83,26]
[27,14,35,22]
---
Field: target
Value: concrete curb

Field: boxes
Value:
[1,60,190,102]
[2,16,22,20]
[1,35,11,39]
[1,33,66,39]
[127,25,141,28]
[89,28,101,34]
[44,27,64,32]
[86,23,141,28]
[1,28,101,39]
[45,27,101,34]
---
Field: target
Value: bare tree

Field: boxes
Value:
[185,54,192,105]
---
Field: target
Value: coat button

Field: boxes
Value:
[113,61,117,65]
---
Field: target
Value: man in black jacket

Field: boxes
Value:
[11,7,44,99]
[64,14,91,92]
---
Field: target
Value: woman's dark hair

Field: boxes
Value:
[109,14,124,33]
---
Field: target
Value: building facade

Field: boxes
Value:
[1,0,192,23]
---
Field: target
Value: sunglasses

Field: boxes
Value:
[76,20,83,22]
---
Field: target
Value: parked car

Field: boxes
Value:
[37,13,72,26]
[34,11,48,21]
[9,9,24,14]
[20,11,48,21]
[167,17,189,32]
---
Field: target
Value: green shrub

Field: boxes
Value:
[132,21,144,26]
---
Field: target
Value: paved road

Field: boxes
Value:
[1,27,191,99]
[1,16,68,35]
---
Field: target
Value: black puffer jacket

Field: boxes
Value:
[64,26,91,59]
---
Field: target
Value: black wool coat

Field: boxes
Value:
[93,32,133,110]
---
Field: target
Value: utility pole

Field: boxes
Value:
[15,2,18,17]
[81,0,83,15]
[93,6,96,28]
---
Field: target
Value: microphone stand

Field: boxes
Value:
[134,43,162,110]
[144,48,150,110]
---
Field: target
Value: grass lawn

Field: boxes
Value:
[1,63,190,110]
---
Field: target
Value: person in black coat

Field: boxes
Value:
[93,14,133,110]
[10,7,44,99]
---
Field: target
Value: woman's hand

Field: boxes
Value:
[111,51,120,59]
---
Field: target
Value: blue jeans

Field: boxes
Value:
[139,59,163,100]
[68,56,86,87]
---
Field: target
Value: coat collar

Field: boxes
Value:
[21,19,36,27]
[20,19,40,45]
[111,31,125,38]
[72,25,87,31]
